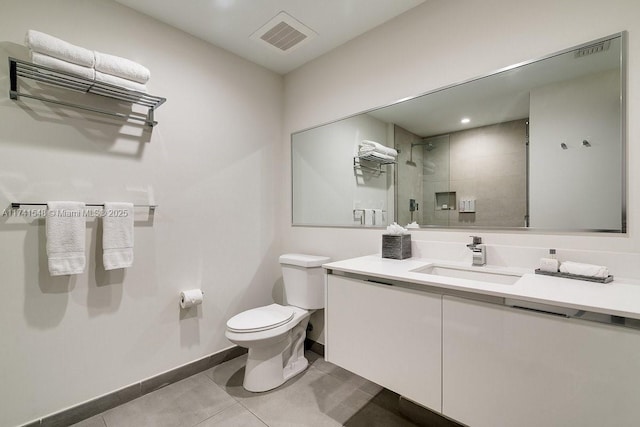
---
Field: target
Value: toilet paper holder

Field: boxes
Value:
[180,289,204,309]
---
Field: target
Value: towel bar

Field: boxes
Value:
[9,57,166,127]
[11,202,157,212]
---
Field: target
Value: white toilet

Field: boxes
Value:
[225,253,330,392]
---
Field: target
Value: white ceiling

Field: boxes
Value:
[114,0,426,74]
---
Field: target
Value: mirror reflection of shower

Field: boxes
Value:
[407,138,434,166]
[420,135,451,226]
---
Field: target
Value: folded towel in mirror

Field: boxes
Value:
[559,261,609,279]
[94,51,150,84]
[26,30,95,67]
[361,140,398,157]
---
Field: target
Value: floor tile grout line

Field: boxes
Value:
[199,368,270,427]
[202,367,246,405]
[308,362,382,398]
[235,400,270,427]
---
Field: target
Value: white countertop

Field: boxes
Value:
[324,255,640,320]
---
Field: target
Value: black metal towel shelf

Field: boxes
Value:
[9,57,166,127]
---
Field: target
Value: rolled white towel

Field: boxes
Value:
[94,51,150,84]
[559,261,610,279]
[95,71,148,93]
[361,140,398,157]
[26,30,95,67]
[31,51,95,81]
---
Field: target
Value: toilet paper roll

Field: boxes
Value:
[180,289,204,309]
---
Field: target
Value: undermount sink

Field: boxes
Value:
[411,264,522,285]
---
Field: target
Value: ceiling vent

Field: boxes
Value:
[250,11,316,54]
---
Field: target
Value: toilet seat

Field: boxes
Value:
[227,304,295,333]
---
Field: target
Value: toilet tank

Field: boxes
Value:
[279,254,331,309]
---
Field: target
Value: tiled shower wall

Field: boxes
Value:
[422,119,527,227]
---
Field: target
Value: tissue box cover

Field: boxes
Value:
[382,234,412,259]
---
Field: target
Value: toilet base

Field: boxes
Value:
[242,315,310,392]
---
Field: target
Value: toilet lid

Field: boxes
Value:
[227,304,295,333]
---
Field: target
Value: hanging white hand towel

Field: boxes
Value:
[363,209,374,226]
[46,201,86,276]
[373,209,384,225]
[102,202,134,270]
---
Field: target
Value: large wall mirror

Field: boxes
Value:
[292,33,625,232]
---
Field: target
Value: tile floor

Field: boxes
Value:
[71,351,460,427]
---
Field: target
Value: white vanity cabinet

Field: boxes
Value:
[326,275,443,411]
[442,295,640,427]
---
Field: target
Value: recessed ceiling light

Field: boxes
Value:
[461,118,470,124]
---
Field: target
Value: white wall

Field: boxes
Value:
[529,70,622,230]
[292,114,390,226]
[0,1,283,425]
[283,0,640,342]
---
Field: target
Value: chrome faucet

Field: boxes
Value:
[467,236,486,266]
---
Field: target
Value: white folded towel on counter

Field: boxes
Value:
[102,202,134,270]
[559,261,610,279]
[46,201,86,276]
[94,51,150,84]
[361,140,398,157]
[31,51,95,80]
[26,30,95,67]
[95,71,148,93]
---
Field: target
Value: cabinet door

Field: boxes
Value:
[442,295,640,427]
[326,275,442,411]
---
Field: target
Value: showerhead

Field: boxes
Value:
[411,139,435,151]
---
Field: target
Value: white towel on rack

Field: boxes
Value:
[26,30,95,67]
[102,202,134,270]
[31,51,95,80]
[46,201,86,276]
[361,140,398,157]
[94,71,148,93]
[94,51,150,84]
